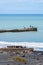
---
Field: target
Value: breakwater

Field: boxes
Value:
[0,27,37,33]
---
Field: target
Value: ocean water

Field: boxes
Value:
[0,14,43,50]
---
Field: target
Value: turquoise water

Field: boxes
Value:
[0,14,43,42]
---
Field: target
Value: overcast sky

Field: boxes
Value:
[0,0,43,14]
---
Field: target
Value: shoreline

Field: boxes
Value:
[0,42,43,51]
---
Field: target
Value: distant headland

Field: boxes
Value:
[0,26,37,33]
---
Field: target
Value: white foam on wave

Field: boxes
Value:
[0,41,43,51]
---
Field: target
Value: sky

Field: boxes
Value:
[0,0,43,14]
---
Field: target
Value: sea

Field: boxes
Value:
[0,14,43,51]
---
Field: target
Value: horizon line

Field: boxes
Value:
[0,14,43,15]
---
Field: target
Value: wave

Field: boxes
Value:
[0,41,43,51]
